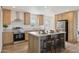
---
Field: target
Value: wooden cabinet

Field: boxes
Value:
[67,11,77,43]
[28,34,34,52]
[55,11,77,43]
[28,34,40,53]
[62,13,68,20]
[24,12,30,25]
[37,15,44,25]
[55,13,68,21]
[3,32,13,45]
[3,9,11,25]
[55,14,63,20]
[25,32,29,41]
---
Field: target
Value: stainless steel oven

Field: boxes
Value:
[13,33,25,42]
[13,27,25,42]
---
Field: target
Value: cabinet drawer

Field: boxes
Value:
[25,32,29,40]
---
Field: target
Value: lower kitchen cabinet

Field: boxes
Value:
[3,32,13,45]
[28,34,39,53]
[25,32,29,41]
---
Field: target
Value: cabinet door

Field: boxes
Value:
[3,9,11,25]
[33,37,39,53]
[24,12,30,25]
[25,32,29,41]
[62,13,68,20]
[67,12,75,42]
[3,32,13,45]
[55,14,63,20]
[28,35,34,52]
[37,15,44,25]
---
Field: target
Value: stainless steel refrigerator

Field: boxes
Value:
[56,20,68,41]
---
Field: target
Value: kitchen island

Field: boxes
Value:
[28,31,66,53]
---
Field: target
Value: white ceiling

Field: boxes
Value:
[2,6,79,16]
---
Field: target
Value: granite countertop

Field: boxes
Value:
[3,28,44,32]
[3,29,13,32]
[28,31,66,37]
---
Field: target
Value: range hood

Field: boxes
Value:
[10,11,24,28]
[12,11,23,23]
[14,18,22,22]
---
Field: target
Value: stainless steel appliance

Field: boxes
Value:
[13,27,25,42]
[57,20,68,41]
[13,33,25,41]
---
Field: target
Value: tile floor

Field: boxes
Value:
[63,42,79,53]
[2,41,79,53]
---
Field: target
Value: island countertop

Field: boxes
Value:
[28,31,66,53]
[28,31,66,37]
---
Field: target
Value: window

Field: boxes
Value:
[30,14,37,27]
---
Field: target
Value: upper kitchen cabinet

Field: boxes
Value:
[24,12,30,25]
[55,14,63,20]
[62,13,68,20]
[3,9,11,25]
[37,15,44,25]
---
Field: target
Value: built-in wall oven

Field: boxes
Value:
[13,33,25,42]
[13,27,25,42]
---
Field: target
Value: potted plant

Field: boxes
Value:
[3,24,8,29]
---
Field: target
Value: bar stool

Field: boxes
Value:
[42,35,56,53]
[46,35,52,52]
[42,35,52,53]
[54,34,62,53]
[51,35,56,53]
